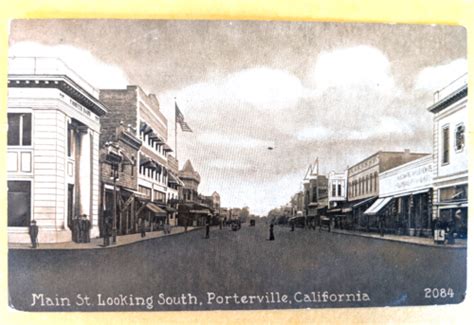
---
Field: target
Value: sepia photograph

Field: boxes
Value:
[5,19,468,312]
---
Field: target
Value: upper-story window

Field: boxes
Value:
[8,113,32,146]
[455,123,465,152]
[442,125,450,164]
[337,184,342,197]
[332,184,336,197]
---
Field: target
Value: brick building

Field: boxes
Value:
[99,123,142,236]
[346,150,429,230]
[99,85,176,236]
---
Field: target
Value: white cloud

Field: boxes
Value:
[223,67,304,110]
[159,67,306,115]
[311,45,397,94]
[296,126,334,141]
[9,41,129,89]
[197,132,271,148]
[415,58,467,92]
[345,116,414,140]
[208,159,253,170]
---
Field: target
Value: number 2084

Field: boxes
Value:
[424,288,454,299]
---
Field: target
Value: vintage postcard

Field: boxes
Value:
[5,19,468,314]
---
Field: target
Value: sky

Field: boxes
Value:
[8,20,467,215]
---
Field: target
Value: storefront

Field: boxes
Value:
[435,184,468,238]
[349,197,377,231]
[365,155,433,236]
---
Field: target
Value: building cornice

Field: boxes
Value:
[427,85,468,114]
[8,75,108,117]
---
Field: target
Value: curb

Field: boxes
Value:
[330,229,467,249]
[8,227,203,251]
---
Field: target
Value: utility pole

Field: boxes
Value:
[112,163,118,244]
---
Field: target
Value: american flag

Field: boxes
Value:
[175,102,193,132]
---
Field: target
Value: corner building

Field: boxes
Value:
[428,74,468,238]
[7,57,107,243]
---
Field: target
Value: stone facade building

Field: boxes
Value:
[428,73,468,238]
[7,57,107,243]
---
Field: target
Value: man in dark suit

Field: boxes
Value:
[29,220,39,248]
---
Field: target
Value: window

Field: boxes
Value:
[8,181,31,227]
[154,190,166,203]
[8,113,32,146]
[332,184,336,197]
[337,184,342,197]
[455,124,465,152]
[311,187,317,202]
[442,126,450,164]
[139,185,151,199]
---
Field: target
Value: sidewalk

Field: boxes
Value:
[8,226,199,250]
[330,228,467,249]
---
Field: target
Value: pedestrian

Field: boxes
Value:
[81,214,91,243]
[139,218,146,238]
[29,220,39,249]
[72,216,80,243]
[290,220,295,232]
[184,218,188,232]
[269,223,275,241]
[79,215,87,243]
[103,212,111,247]
[205,215,210,239]
[164,221,171,234]
[454,209,463,238]
[219,218,223,230]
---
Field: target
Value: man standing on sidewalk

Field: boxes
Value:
[103,212,111,247]
[29,220,39,249]
[139,218,146,238]
[205,215,210,239]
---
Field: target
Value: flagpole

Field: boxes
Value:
[174,97,178,161]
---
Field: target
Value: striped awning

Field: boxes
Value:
[190,209,211,215]
[364,197,392,216]
[146,202,167,216]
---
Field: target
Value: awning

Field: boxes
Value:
[308,202,319,207]
[394,188,431,198]
[140,121,153,135]
[317,205,328,210]
[352,196,376,208]
[340,197,376,213]
[146,202,167,216]
[169,173,185,186]
[364,197,392,216]
[163,144,173,152]
[190,209,211,215]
